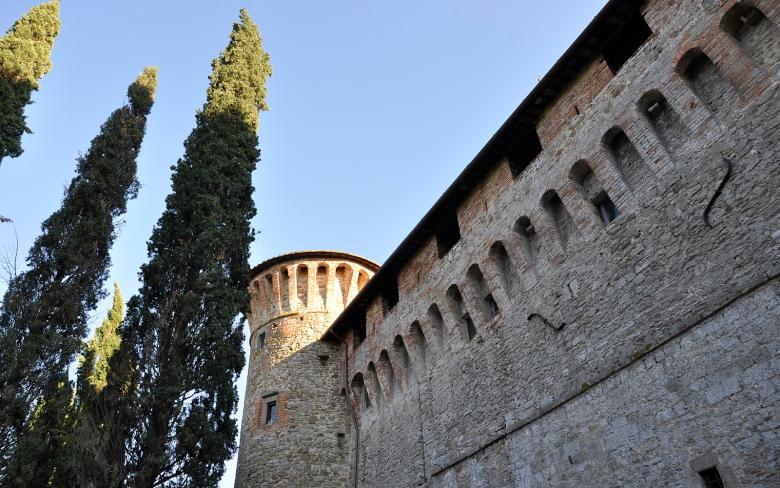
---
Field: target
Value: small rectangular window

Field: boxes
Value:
[602,11,653,73]
[256,331,266,351]
[436,213,461,258]
[265,400,277,425]
[698,467,725,488]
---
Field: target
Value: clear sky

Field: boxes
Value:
[0,0,606,485]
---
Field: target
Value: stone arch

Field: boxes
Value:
[315,264,328,308]
[334,264,353,308]
[720,2,779,76]
[427,303,446,347]
[675,48,739,116]
[296,264,309,308]
[489,240,516,295]
[357,269,369,291]
[366,362,383,409]
[513,215,541,266]
[569,160,620,226]
[540,190,578,248]
[409,321,429,368]
[264,274,275,313]
[377,350,398,399]
[350,373,370,412]
[602,126,651,192]
[279,267,291,311]
[392,335,413,384]
[637,89,687,153]
[447,284,476,341]
[466,263,499,322]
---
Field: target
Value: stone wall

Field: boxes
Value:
[339,0,780,486]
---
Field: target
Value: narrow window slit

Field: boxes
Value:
[698,466,725,488]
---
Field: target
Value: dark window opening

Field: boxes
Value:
[602,11,653,73]
[380,277,399,315]
[256,331,266,351]
[362,387,371,410]
[484,294,499,319]
[507,126,543,179]
[593,190,620,224]
[265,400,277,424]
[698,466,725,488]
[464,313,477,340]
[353,317,366,346]
[436,213,461,258]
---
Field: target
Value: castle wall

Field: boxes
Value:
[340,0,780,486]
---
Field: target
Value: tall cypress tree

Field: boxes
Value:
[0,0,60,164]
[0,68,158,479]
[110,10,270,487]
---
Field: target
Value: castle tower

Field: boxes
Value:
[235,251,379,488]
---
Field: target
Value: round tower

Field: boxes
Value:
[235,250,379,488]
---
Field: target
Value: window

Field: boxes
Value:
[436,213,461,258]
[602,11,652,73]
[593,191,620,224]
[698,466,725,488]
[265,400,277,424]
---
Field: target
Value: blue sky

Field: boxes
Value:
[0,0,606,485]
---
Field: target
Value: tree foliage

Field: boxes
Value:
[0,68,157,483]
[78,283,125,397]
[108,11,270,487]
[0,0,60,163]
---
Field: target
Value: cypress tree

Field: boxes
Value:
[0,68,158,480]
[111,10,270,487]
[0,0,60,164]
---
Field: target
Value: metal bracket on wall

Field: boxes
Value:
[703,156,733,228]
